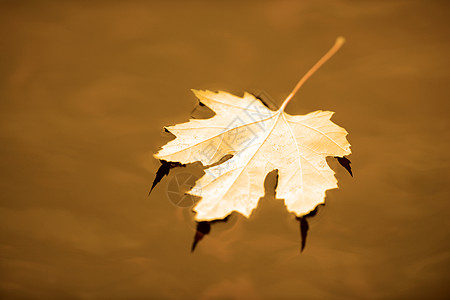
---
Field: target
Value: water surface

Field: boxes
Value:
[1,1,449,299]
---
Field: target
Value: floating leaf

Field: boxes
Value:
[154,37,351,224]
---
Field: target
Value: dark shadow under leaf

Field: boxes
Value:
[250,90,279,110]
[191,216,230,253]
[191,221,210,253]
[190,100,215,119]
[149,160,185,195]
[335,156,353,176]
[296,207,319,252]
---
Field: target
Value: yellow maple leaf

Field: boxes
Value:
[155,37,351,221]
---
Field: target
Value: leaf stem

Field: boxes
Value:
[280,37,346,112]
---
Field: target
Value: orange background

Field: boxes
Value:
[1,1,449,299]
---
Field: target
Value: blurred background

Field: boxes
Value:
[1,0,449,299]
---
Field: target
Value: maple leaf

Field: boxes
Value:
[154,37,351,221]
